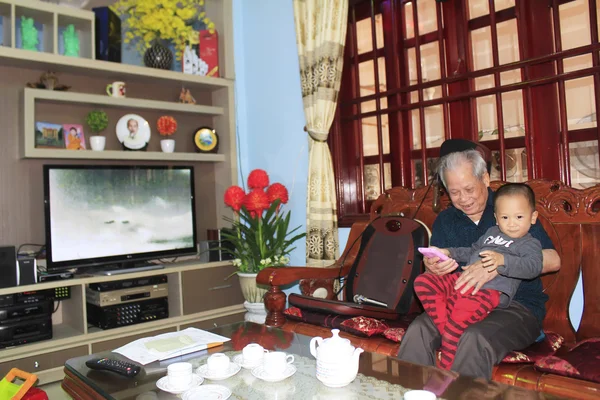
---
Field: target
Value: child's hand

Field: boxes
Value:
[479,250,504,272]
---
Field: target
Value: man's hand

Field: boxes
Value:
[423,246,458,276]
[454,260,498,295]
[479,250,504,272]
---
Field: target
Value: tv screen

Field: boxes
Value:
[43,165,198,272]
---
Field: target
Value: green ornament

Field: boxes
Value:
[21,16,39,51]
[63,24,80,57]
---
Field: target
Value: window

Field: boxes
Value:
[330,0,600,226]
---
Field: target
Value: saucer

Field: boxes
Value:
[233,354,262,369]
[156,374,203,395]
[251,364,297,382]
[182,384,232,400]
[196,362,241,381]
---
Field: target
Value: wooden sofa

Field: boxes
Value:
[257,180,600,399]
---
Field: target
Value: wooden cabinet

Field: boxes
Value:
[0,262,245,384]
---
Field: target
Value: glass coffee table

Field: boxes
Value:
[62,322,561,399]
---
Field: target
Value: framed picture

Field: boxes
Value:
[116,114,151,151]
[35,122,65,149]
[63,124,86,150]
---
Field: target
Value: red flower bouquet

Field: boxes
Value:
[222,169,306,273]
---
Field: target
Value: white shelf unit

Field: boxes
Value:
[1,0,94,58]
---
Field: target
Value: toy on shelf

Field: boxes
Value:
[21,17,39,51]
[178,87,196,104]
[27,72,71,91]
[63,24,80,57]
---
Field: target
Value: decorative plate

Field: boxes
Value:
[156,374,203,395]
[251,364,296,382]
[116,114,151,151]
[182,384,232,400]
[193,126,218,153]
[196,362,241,381]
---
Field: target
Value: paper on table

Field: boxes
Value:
[113,327,230,365]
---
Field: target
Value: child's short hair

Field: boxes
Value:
[494,183,536,210]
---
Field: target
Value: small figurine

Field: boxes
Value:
[21,16,39,51]
[63,24,80,57]
[27,72,71,91]
[178,87,196,104]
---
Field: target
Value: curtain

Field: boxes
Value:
[293,0,348,267]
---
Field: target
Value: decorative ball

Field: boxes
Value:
[157,116,177,136]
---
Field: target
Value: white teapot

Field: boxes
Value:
[309,329,364,388]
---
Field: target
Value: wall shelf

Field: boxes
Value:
[0,46,233,91]
[26,88,225,115]
[21,148,226,162]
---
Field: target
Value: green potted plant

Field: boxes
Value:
[222,169,306,306]
[86,110,109,151]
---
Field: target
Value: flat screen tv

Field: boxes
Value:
[43,165,198,273]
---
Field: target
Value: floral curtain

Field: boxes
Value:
[293,0,348,267]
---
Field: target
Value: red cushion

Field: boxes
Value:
[534,338,600,383]
[383,327,406,343]
[283,306,303,320]
[340,316,389,337]
[502,331,564,363]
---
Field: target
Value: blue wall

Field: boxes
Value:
[233,0,308,275]
[232,0,584,327]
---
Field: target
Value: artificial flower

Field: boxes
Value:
[221,169,306,274]
[224,186,245,212]
[157,116,177,136]
[247,169,269,189]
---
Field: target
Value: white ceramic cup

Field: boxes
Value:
[89,136,106,151]
[167,362,193,389]
[207,353,230,374]
[106,81,126,97]
[242,343,268,364]
[160,139,175,153]
[263,351,294,377]
[403,390,437,400]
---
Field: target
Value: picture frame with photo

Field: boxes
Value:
[35,122,65,149]
[63,124,86,150]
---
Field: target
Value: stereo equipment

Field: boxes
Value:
[17,257,37,285]
[0,316,52,348]
[85,283,168,307]
[88,275,168,292]
[0,300,53,324]
[86,297,169,330]
[0,289,69,307]
[204,229,235,262]
[0,246,17,288]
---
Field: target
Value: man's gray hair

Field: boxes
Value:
[438,149,488,187]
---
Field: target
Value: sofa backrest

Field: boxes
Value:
[368,179,600,344]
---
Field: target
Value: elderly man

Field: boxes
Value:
[397,140,561,379]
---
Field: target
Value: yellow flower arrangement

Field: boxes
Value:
[110,0,215,60]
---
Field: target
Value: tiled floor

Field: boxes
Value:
[40,382,72,399]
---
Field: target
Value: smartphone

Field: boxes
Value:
[418,247,450,261]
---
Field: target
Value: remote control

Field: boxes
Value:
[85,357,141,378]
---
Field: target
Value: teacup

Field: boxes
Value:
[167,362,192,389]
[404,390,437,400]
[263,351,294,377]
[207,353,230,374]
[242,343,268,364]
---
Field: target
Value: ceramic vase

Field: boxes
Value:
[143,41,173,70]
[90,136,106,151]
[238,272,268,324]
[160,139,175,153]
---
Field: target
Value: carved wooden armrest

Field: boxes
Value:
[257,265,345,327]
